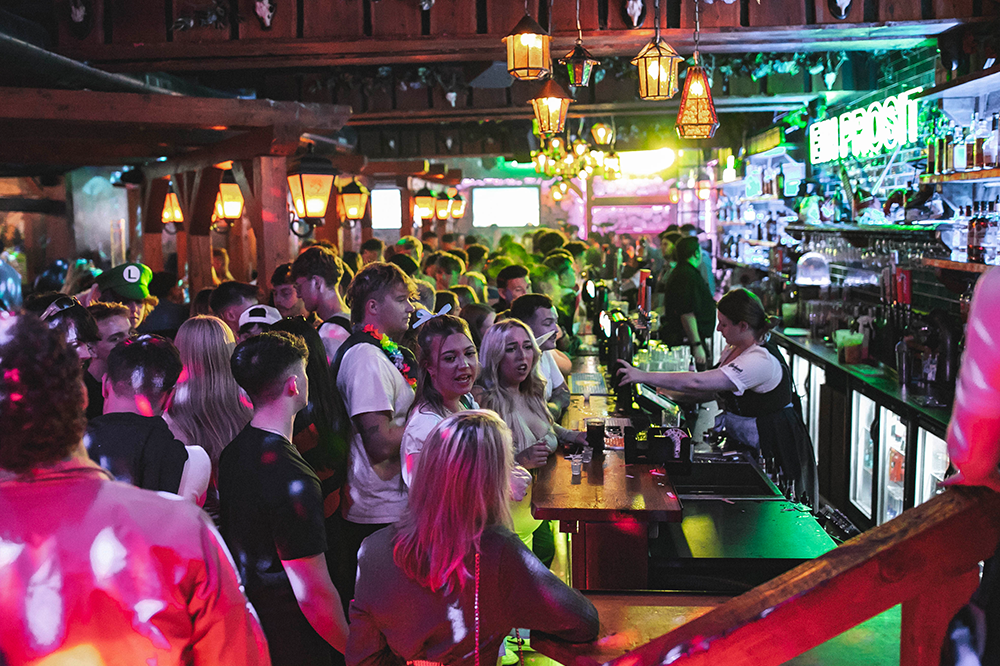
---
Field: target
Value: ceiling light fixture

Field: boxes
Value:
[675,0,719,139]
[558,0,600,87]
[503,3,551,81]
[287,155,338,219]
[529,79,573,136]
[632,0,683,100]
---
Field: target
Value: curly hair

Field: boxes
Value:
[290,245,345,289]
[345,262,416,326]
[0,314,87,473]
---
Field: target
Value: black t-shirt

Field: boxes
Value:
[658,260,716,347]
[218,424,331,665]
[83,370,104,421]
[85,412,187,493]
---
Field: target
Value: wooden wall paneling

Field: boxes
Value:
[57,0,106,48]
[681,0,741,28]
[604,0,653,30]
[492,0,541,36]
[550,0,601,34]
[300,73,332,104]
[301,0,364,38]
[367,81,395,113]
[370,0,423,37]
[431,84,470,110]
[172,0,233,43]
[510,81,539,106]
[878,0,922,21]
[109,0,168,44]
[813,0,864,23]
[748,0,806,25]
[470,87,508,109]
[932,0,975,18]
[430,0,478,35]
[336,84,367,114]
[238,0,298,38]
[593,74,637,104]
[418,128,438,157]
[396,82,430,111]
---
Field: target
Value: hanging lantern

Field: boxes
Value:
[571,139,590,158]
[214,171,245,220]
[590,122,614,147]
[162,192,183,224]
[339,179,370,220]
[602,152,621,179]
[450,193,467,219]
[529,79,573,136]
[632,38,684,100]
[668,187,680,204]
[676,63,719,139]
[559,42,600,87]
[435,191,452,220]
[503,14,551,81]
[547,136,566,157]
[413,186,436,219]
[287,155,338,219]
[696,180,712,200]
[552,187,564,202]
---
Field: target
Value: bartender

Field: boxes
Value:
[618,288,817,509]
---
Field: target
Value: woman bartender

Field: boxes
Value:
[618,288,817,509]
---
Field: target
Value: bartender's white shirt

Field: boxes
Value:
[718,344,782,396]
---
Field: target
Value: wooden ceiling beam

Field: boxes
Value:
[360,159,431,176]
[57,20,963,72]
[143,126,303,180]
[0,88,351,133]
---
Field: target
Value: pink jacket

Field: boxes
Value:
[0,457,271,665]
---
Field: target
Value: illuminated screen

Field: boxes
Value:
[471,187,540,228]
[371,189,402,229]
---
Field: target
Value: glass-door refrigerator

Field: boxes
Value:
[849,392,878,522]
[915,427,949,506]
[877,408,908,524]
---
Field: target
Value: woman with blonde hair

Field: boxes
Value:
[348,411,598,666]
[166,315,253,514]
[477,319,585,559]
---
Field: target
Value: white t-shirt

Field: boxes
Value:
[177,444,211,506]
[338,343,415,524]
[539,350,566,402]
[400,397,479,488]
[718,344,782,396]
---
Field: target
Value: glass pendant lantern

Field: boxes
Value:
[632,0,683,101]
[503,12,551,81]
[529,79,573,136]
[287,155,338,219]
[339,179,370,220]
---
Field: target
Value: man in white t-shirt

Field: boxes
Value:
[291,245,353,362]
[333,261,416,608]
[510,293,571,420]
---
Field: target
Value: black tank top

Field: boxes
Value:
[717,340,793,418]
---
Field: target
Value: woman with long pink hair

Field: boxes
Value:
[347,410,598,666]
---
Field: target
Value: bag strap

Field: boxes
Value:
[474,551,480,666]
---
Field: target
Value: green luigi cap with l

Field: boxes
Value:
[96,262,153,301]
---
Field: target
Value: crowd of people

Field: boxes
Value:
[0,228,610,666]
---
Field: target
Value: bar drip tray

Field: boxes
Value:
[670,457,782,500]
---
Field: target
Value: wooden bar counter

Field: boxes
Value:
[532,392,683,591]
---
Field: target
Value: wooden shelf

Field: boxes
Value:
[913,65,1000,102]
[741,238,779,247]
[784,223,950,234]
[919,167,1000,185]
[921,258,994,273]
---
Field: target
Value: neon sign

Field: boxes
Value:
[809,88,922,164]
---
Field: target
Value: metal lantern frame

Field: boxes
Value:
[162,191,183,224]
[339,179,370,220]
[558,0,600,87]
[287,155,339,219]
[215,171,245,221]
[450,193,467,219]
[529,79,573,136]
[675,0,719,139]
[590,122,614,147]
[503,13,551,81]
[435,190,452,220]
[632,0,683,101]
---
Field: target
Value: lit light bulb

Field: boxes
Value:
[647,61,661,80]
[690,80,705,96]
[552,189,564,201]
[545,97,562,111]
[520,33,540,47]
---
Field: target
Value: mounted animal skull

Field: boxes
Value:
[255,0,275,29]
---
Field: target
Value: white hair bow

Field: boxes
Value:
[412,303,452,328]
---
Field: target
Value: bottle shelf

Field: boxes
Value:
[919,167,1000,185]
[913,65,1000,102]
[920,258,993,274]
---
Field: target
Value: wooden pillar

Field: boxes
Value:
[180,167,224,295]
[142,178,169,272]
[583,178,593,240]
[126,185,142,264]
[252,155,290,299]
[226,214,253,282]
[399,184,414,238]
[315,196,343,249]
[360,199,373,244]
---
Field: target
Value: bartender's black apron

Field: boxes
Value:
[716,340,818,510]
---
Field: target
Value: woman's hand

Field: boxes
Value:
[516,442,550,469]
[509,465,532,501]
[616,359,644,386]
[692,343,707,367]
[568,430,588,447]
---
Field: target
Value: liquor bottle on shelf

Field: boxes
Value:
[953,123,968,174]
[943,123,956,174]
[968,201,988,265]
[926,136,937,176]
[967,113,980,171]
[986,199,998,265]
[983,114,998,170]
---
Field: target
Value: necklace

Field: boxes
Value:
[362,325,417,389]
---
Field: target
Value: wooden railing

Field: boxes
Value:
[606,486,1000,666]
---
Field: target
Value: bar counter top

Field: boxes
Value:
[771,330,952,431]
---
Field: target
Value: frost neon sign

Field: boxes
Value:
[809,88,921,164]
